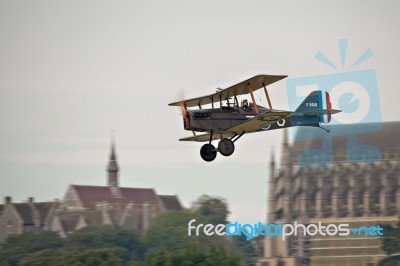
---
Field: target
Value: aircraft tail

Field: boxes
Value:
[295,91,340,123]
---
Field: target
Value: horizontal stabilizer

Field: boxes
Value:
[304,109,341,116]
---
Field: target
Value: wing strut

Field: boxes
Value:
[263,83,273,110]
[232,132,245,143]
[246,83,259,115]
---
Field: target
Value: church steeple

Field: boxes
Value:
[281,128,291,166]
[270,147,275,167]
[107,138,119,187]
[283,127,289,148]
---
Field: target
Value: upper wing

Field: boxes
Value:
[169,74,287,108]
[226,111,292,133]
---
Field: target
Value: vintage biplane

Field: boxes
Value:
[168,74,341,162]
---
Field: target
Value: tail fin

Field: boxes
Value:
[296,91,336,123]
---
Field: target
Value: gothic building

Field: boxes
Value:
[0,141,182,242]
[257,121,400,266]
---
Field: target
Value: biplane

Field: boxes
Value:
[168,74,341,162]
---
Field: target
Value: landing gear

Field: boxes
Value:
[218,138,235,156]
[200,144,217,162]
[199,131,244,162]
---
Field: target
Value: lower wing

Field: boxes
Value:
[226,111,292,133]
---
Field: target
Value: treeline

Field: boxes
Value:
[379,222,400,266]
[0,195,262,266]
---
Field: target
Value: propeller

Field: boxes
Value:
[180,102,190,129]
[179,101,188,118]
[176,90,190,130]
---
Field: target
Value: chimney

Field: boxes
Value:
[28,197,34,204]
[5,196,11,204]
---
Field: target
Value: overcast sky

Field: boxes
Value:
[0,0,399,223]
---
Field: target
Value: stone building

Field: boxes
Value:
[257,121,400,266]
[0,141,182,241]
[51,141,183,236]
[0,197,59,243]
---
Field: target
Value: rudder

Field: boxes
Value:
[295,91,333,123]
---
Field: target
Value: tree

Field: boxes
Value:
[19,248,120,266]
[57,249,120,266]
[143,242,242,266]
[19,249,65,266]
[379,222,400,266]
[142,210,243,265]
[0,231,63,266]
[192,195,230,225]
[142,210,211,251]
[142,246,172,266]
[232,234,262,266]
[64,225,141,263]
[277,258,285,266]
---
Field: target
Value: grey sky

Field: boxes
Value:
[0,1,399,223]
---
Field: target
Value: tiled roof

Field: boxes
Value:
[119,187,159,205]
[291,121,400,164]
[159,195,183,211]
[73,185,115,209]
[10,201,57,225]
[34,202,56,224]
[72,185,159,209]
[13,203,34,225]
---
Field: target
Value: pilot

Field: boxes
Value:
[241,99,248,109]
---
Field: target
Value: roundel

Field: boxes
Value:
[277,119,286,126]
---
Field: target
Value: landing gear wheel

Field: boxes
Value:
[218,138,235,156]
[200,144,217,162]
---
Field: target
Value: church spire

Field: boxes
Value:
[107,133,119,187]
[283,127,289,148]
[281,128,291,166]
[270,147,275,165]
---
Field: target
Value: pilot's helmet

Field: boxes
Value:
[242,99,248,107]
